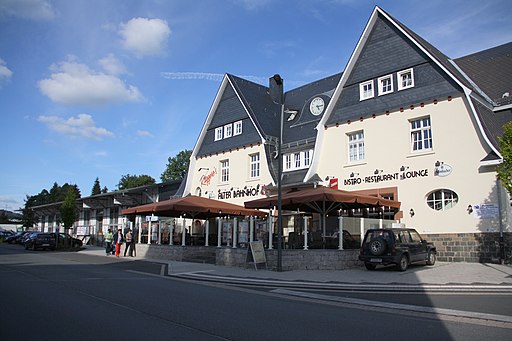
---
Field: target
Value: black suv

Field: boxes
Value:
[359,228,436,271]
[24,232,56,251]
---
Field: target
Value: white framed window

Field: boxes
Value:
[214,127,223,141]
[224,124,233,138]
[410,116,433,152]
[284,154,292,171]
[348,131,365,162]
[220,159,229,183]
[234,120,242,136]
[378,74,393,95]
[304,150,311,167]
[397,68,414,90]
[283,149,314,171]
[294,152,301,168]
[359,80,374,100]
[426,189,458,211]
[249,153,260,178]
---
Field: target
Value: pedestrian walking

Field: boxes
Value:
[113,228,124,257]
[124,229,133,257]
[104,228,113,255]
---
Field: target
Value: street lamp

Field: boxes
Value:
[270,74,284,272]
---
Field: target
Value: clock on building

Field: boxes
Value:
[309,97,325,116]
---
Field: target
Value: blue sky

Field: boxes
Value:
[0,0,511,212]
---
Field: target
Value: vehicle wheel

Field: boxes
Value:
[397,255,408,271]
[426,251,436,265]
[365,263,376,270]
[369,238,387,256]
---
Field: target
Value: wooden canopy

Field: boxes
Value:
[122,195,266,219]
[244,186,401,214]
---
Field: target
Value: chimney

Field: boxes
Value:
[268,74,283,105]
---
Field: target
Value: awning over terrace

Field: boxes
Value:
[244,185,401,213]
[122,195,266,219]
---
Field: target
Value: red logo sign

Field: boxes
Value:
[200,168,217,186]
[329,178,338,189]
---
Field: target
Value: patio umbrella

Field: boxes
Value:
[244,185,400,212]
[244,186,401,236]
[122,195,266,219]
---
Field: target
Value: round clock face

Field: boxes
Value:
[310,97,325,116]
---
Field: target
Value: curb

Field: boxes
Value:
[168,271,512,293]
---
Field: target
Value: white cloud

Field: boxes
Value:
[38,57,144,105]
[0,0,57,21]
[233,0,272,11]
[136,130,153,137]
[0,58,13,86]
[98,54,126,76]
[119,18,171,57]
[38,114,114,141]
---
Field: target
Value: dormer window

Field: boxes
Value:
[378,75,393,95]
[224,124,232,138]
[283,149,314,171]
[234,120,242,136]
[398,68,414,90]
[359,80,374,101]
[215,127,223,141]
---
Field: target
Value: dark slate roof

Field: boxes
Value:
[471,98,512,151]
[327,11,461,126]
[454,43,512,106]
[282,73,342,144]
[380,8,475,93]
[228,74,282,138]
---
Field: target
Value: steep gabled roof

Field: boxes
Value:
[228,74,282,138]
[307,6,506,183]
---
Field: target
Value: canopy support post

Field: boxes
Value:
[217,216,222,248]
[181,217,186,246]
[249,216,254,243]
[137,215,142,244]
[232,217,238,248]
[338,216,343,250]
[268,209,273,250]
[205,219,209,246]
[303,216,309,250]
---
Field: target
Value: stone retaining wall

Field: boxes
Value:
[217,248,363,270]
[426,232,511,263]
[135,244,362,270]
[131,232,512,270]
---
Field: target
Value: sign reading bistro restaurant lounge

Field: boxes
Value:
[344,168,429,186]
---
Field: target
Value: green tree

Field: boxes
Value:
[161,149,192,181]
[497,121,512,195]
[21,184,80,228]
[117,174,156,190]
[0,211,9,224]
[91,177,101,195]
[60,188,78,248]
[101,186,108,193]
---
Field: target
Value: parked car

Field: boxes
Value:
[24,232,56,251]
[56,233,83,248]
[359,228,436,271]
[6,231,32,244]
[0,230,15,242]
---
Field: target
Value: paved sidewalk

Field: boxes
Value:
[80,246,512,290]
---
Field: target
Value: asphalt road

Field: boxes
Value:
[1,244,511,341]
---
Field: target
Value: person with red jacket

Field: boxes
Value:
[113,228,124,257]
